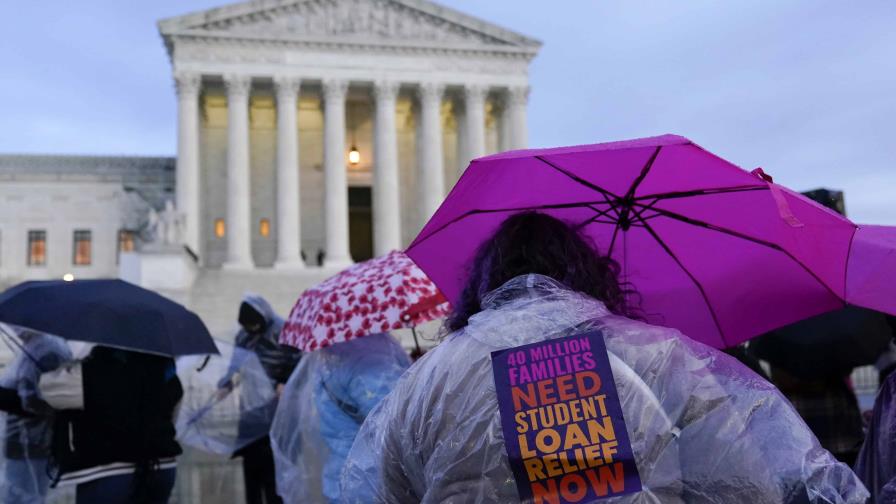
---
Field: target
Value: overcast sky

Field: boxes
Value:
[1,1,893,223]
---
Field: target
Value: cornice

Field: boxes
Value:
[158,0,542,49]
[169,31,538,63]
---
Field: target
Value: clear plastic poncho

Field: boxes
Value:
[0,326,72,504]
[341,274,868,503]
[855,370,896,502]
[176,340,277,456]
[271,332,410,503]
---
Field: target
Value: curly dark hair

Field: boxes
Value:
[446,212,637,332]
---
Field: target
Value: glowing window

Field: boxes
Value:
[73,230,92,266]
[27,230,46,266]
[117,230,135,263]
[214,219,225,238]
[260,218,271,237]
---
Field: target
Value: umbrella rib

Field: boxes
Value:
[633,199,660,219]
[633,185,768,202]
[533,156,622,200]
[574,204,619,230]
[408,200,611,249]
[635,203,843,302]
[623,146,662,199]
[606,195,629,255]
[609,197,657,255]
[638,218,729,346]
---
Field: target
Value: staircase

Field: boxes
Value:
[164,267,333,338]
[164,266,445,350]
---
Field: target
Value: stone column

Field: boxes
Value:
[322,78,352,268]
[463,84,487,166]
[174,71,201,257]
[418,82,445,226]
[508,85,530,149]
[499,98,512,152]
[373,80,402,256]
[455,100,469,177]
[273,76,305,269]
[222,74,254,270]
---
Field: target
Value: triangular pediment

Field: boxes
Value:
[159,0,541,50]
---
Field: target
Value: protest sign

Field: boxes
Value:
[491,331,641,503]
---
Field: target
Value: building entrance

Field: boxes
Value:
[348,186,373,262]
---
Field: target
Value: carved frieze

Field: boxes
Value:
[197,0,510,46]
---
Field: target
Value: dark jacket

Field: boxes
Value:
[230,294,301,385]
[0,386,30,417]
[51,346,183,477]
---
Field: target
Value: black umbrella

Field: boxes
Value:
[750,306,893,379]
[0,279,218,357]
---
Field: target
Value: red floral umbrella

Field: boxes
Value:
[280,251,450,352]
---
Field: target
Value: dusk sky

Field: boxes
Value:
[1,1,893,223]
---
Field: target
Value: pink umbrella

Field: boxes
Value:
[847,225,896,315]
[280,250,450,352]
[407,134,896,349]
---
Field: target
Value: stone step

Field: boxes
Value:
[164,267,333,337]
[166,267,444,351]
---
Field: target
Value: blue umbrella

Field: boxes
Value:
[0,279,218,356]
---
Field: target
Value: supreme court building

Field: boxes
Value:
[0,0,539,337]
[160,0,541,270]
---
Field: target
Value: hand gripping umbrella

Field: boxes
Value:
[0,279,217,356]
[407,134,896,348]
[280,250,450,351]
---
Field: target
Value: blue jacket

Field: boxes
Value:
[314,333,410,503]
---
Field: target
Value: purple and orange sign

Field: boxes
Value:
[491,331,641,503]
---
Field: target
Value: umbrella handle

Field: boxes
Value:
[196,355,211,373]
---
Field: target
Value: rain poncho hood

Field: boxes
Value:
[232,293,299,386]
[242,293,277,329]
[341,274,868,503]
[271,332,410,503]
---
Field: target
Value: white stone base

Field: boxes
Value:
[119,250,198,291]
[221,260,255,271]
[273,259,307,271]
[322,257,354,270]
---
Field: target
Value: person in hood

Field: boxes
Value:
[218,294,300,504]
[271,332,410,503]
[340,212,868,503]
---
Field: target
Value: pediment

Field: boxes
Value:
[159,0,541,50]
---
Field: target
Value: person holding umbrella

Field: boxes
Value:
[749,189,894,467]
[0,279,218,503]
[49,345,184,503]
[216,293,300,504]
[749,306,892,466]
[272,251,448,503]
[342,212,868,503]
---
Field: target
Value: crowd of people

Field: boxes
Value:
[0,210,893,503]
